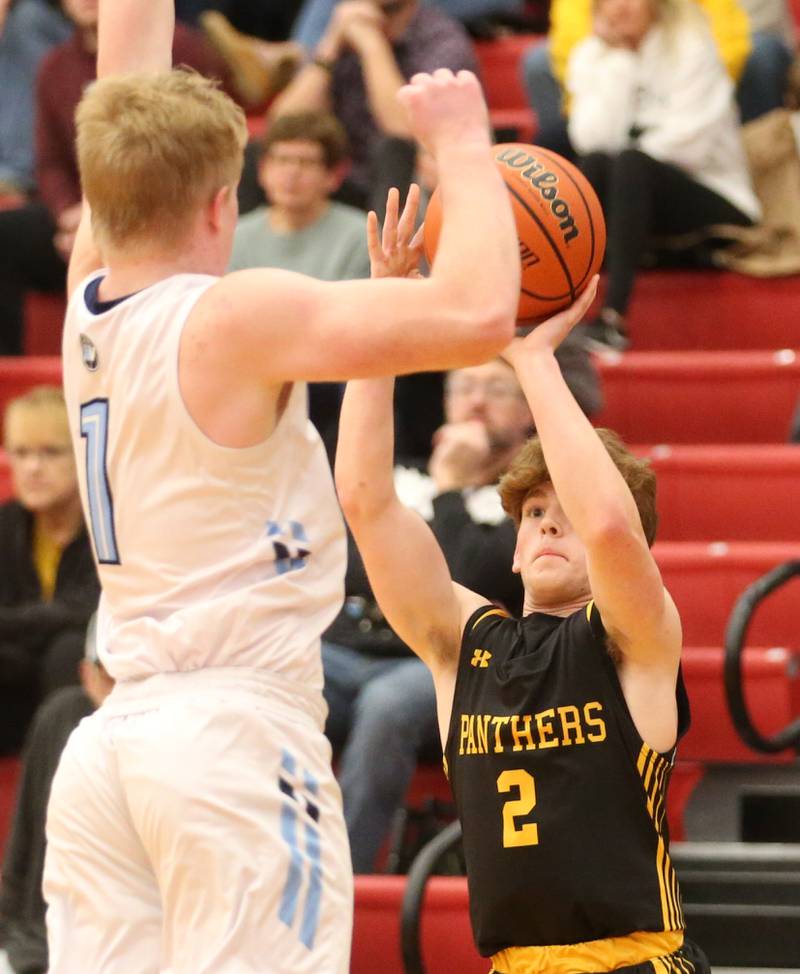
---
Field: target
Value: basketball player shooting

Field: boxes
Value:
[42,1,520,972]
[335,208,710,973]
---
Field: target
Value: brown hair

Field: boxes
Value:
[498,428,658,546]
[261,111,350,169]
[76,69,247,252]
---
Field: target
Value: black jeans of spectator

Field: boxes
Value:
[174,0,303,38]
[579,148,755,317]
[0,628,84,755]
[0,201,66,355]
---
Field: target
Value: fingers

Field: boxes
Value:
[542,275,599,336]
[397,183,420,244]
[366,209,380,255]
[572,275,599,321]
[409,222,425,251]
[381,187,400,254]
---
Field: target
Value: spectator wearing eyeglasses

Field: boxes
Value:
[229,111,370,460]
[270,0,478,216]
[321,352,601,872]
[0,385,99,755]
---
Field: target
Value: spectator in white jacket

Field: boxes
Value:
[568,0,762,351]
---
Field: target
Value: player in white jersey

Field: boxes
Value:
[43,1,520,972]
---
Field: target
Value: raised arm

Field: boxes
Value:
[503,280,682,750]
[203,69,519,381]
[68,0,176,296]
[334,190,485,677]
[97,0,174,78]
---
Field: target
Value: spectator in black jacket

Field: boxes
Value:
[0,385,99,755]
[0,614,110,974]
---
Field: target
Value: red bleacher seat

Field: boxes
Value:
[680,647,800,764]
[595,350,800,443]
[0,757,21,857]
[0,450,10,502]
[655,541,800,648]
[0,356,62,420]
[24,292,66,356]
[352,875,485,974]
[642,445,800,541]
[623,271,800,352]
[474,34,540,142]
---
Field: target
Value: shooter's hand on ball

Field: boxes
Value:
[503,276,599,366]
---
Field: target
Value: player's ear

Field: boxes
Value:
[208,184,233,231]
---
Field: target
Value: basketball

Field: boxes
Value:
[423,143,606,324]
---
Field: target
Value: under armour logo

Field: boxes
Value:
[266,520,310,574]
[470,649,492,668]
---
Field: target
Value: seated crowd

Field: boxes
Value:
[0,1,798,971]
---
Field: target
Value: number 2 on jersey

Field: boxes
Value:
[80,399,120,564]
[497,769,539,847]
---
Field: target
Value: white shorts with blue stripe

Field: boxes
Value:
[44,667,352,974]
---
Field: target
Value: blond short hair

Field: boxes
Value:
[498,428,658,546]
[76,69,247,251]
[4,385,68,441]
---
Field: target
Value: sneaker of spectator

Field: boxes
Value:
[200,10,302,108]
[582,308,630,354]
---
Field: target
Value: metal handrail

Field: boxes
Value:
[399,820,464,974]
[723,559,800,753]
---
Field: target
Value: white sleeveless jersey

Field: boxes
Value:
[62,271,346,686]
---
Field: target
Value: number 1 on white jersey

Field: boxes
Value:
[80,398,121,564]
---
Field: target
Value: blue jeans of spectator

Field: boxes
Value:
[520,39,576,160]
[0,0,70,191]
[292,0,526,49]
[737,30,794,124]
[322,642,440,873]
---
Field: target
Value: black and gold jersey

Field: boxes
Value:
[444,603,690,956]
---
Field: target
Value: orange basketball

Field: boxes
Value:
[423,143,606,324]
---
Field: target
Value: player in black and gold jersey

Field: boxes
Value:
[334,191,709,974]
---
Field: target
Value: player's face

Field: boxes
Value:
[513,483,591,608]
[5,407,78,514]
[259,139,338,217]
[445,360,532,453]
[61,0,98,29]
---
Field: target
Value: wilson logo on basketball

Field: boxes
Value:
[496,148,580,244]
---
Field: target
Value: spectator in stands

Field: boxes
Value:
[0,614,108,974]
[0,0,69,198]
[270,0,478,214]
[291,0,534,51]
[569,0,761,351]
[0,0,232,355]
[522,0,791,163]
[0,386,99,756]
[229,111,370,457]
